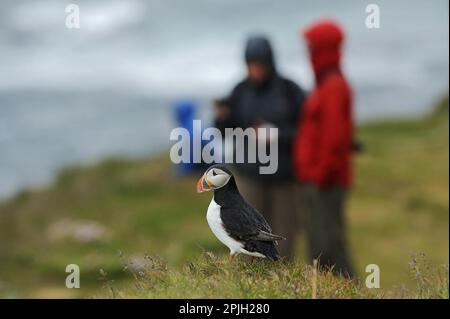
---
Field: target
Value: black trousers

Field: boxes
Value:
[298,184,355,277]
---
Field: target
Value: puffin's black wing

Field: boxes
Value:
[220,202,284,261]
[220,200,285,242]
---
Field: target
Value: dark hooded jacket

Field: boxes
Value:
[215,37,305,182]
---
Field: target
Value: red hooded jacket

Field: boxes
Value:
[293,20,353,188]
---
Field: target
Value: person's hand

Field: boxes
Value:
[214,103,230,122]
[253,120,278,143]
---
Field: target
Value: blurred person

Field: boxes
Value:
[293,20,354,276]
[173,99,211,175]
[173,100,197,175]
[215,36,305,259]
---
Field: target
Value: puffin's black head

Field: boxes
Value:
[196,164,234,193]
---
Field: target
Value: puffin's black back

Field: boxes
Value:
[213,175,282,261]
[213,175,241,207]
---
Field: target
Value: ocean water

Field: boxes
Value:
[0,0,448,200]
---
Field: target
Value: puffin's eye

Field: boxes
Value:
[212,170,218,176]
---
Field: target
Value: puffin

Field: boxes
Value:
[197,164,285,261]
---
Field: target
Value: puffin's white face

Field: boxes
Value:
[197,167,232,193]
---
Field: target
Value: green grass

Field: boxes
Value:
[97,252,448,299]
[0,97,448,298]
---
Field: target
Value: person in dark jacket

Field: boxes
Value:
[215,36,305,258]
[293,20,354,276]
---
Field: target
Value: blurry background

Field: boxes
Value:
[0,0,448,297]
[0,0,448,199]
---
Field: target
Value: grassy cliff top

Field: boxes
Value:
[0,97,448,298]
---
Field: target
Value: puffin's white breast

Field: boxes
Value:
[206,198,265,258]
[206,198,244,255]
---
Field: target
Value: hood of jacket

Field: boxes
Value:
[244,36,277,84]
[303,20,344,82]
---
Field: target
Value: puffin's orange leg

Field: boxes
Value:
[229,254,235,261]
[248,256,255,263]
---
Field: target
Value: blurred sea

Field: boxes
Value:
[0,0,448,200]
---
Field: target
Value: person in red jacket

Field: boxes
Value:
[293,20,354,277]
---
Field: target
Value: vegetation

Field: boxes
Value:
[97,251,448,299]
[0,97,448,298]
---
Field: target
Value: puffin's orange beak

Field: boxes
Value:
[197,175,205,193]
[197,174,213,193]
